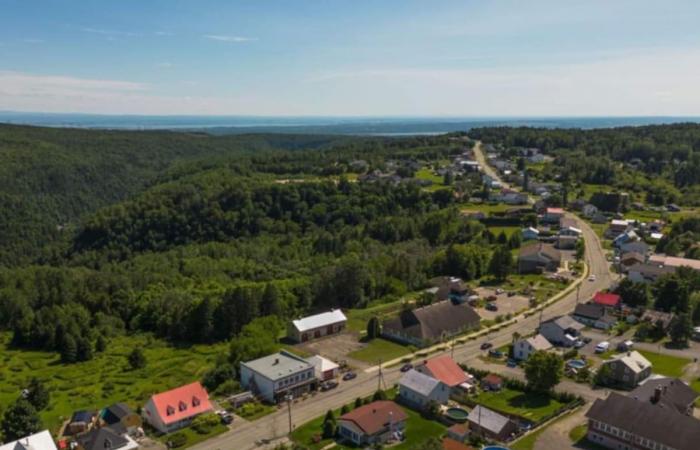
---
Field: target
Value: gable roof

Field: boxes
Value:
[649,254,700,271]
[586,393,700,450]
[421,355,467,387]
[573,303,609,321]
[546,315,584,332]
[546,207,564,214]
[525,334,552,351]
[306,355,339,373]
[593,292,621,307]
[608,351,651,374]
[519,243,561,262]
[76,425,134,450]
[483,374,503,386]
[0,430,57,450]
[442,437,475,450]
[399,369,442,397]
[242,350,312,381]
[630,377,699,414]
[70,410,95,424]
[148,382,212,425]
[292,309,347,333]
[467,405,511,434]
[383,301,480,343]
[339,401,407,435]
[100,403,134,426]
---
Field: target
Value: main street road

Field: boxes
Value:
[191,143,615,450]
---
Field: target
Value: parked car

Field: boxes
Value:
[489,349,503,358]
[400,363,413,373]
[487,295,498,301]
[480,342,493,350]
[485,303,498,312]
[220,413,233,425]
[506,359,518,368]
[573,339,585,349]
[588,274,597,282]
[320,380,339,391]
[495,288,504,295]
[343,371,357,381]
[595,341,610,353]
[582,336,592,344]
[617,340,634,351]
[507,292,516,297]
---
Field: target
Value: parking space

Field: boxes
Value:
[473,286,530,320]
[296,331,369,368]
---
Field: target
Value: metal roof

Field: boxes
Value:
[242,350,312,381]
[291,309,347,333]
[399,369,442,397]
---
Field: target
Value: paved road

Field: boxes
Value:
[191,142,615,450]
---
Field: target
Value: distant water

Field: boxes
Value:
[1,112,699,135]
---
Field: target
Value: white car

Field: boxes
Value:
[588,274,596,282]
[595,341,610,353]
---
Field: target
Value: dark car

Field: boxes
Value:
[506,359,518,368]
[485,303,498,312]
[220,413,233,425]
[320,380,339,391]
[480,342,493,350]
[400,363,413,372]
[488,349,503,358]
[343,371,357,381]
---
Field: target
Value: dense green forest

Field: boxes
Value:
[1,123,698,365]
[470,124,700,205]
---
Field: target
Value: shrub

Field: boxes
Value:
[191,413,220,434]
[168,433,187,448]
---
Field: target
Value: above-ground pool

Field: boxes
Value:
[567,359,587,369]
[445,407,469,422]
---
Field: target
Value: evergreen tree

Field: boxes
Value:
[372,390,386,401]
[669,313,692,347]
[128,347,147,370]
[322,420,336,439]
[60,334,77,364]
[366,317,381,340]
[323,409,335,425]
[488,245,514,281]
[95,335,107,353]
[1,399,42,442]
[354,397,363,409]
[508,232,521,249]
[76,337,93,362]
[25,378,49,411]
[261,283,282,317]
[497,231,508,245]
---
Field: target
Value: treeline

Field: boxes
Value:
[656,216,700,258]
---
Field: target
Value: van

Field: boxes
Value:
[595,341,610,353]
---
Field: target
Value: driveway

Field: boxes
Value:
[296,331,369,368]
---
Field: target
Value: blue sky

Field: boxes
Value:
[1,0,700,116]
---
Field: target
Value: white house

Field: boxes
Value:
[306,355,339,381]
[0,430,57,450]
[337,401,407,446]
[521,227,540,241]
[240,351,317,403]
[539,316,584,347]
[513,334,553,360]
[143,382,213,434]
[398,369,450,408]
[288,309,347,343]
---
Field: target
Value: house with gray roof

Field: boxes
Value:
[586,392,700,450]
[513,334,552,360]
[240,350,317,403]
[598,351,652,389]
[572,303,617,330]
[517,243,561,274]
[538,315,584,347]
[630,377,698,416]
[466,405,517,441]
[398,369,450,409]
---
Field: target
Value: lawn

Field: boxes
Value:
[415,168,445,184]
[488,225,521,238]
[233,401,277,421]
[478,273,568,303]
[472,388,566,422]
[291,396,445,450]
[345,297,412,333]
[0,333,227,433]
[459,202,512,214]
[638,350,690,378]
[158,423,229,449]
[348,338,411,364]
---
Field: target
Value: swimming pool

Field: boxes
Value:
[445,407,469,422]
[567,359,586,369]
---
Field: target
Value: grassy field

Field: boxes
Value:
[345,297,411,333]
[478,273,568,303]
[415,168,444,184]
[459,202,513,214]
[0,333,226,433]
[291,396,445,450]
[638,350,690,378]
[488,225,521,238]
[472,388,566,422]
[347,338,411,364]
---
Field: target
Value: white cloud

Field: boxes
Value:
[154,31,173,36]
[203,34,257,43]
[82,28,138,37]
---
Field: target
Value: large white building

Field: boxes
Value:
[287,309,347,343]
[0,430,57,450]
[240,350,317,403]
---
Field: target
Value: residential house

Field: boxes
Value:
[640,310,675,331]
[75,424,139,450]
[415,355,469,390]
[667,203,681,212]
[0,430,57,450]
[240,351,317,403]
[630,377,698,415]
[627,262,675,283]
[287,309,347,343]
[306,355,339,382]
[598,351,652,389]
[429,277,471,303]
[398,369,450,409]
[518,243,561,274]
[513,334,553,360]
[99,403,141,435]
[466,405,517,441]
[586,392,700,450]
[572,304,617,330]
[521,227,540,241]
[337,401,407,446]
[592,292,622,309]
[495,189,528,205]
[543,207,565,224]
[446,424,470,443]
[648,254,700,273]
[613,230,639,248]
[619,241,649,256]
[539,316,584,347]
[66,411,97,436]
[556,235,578,250]
[607,219,630,236]
[143,382,213,434]
[528,153,546,163]
[382,301,480,347]
[619,252,645,272]
[442,437,475,450]
[481,374,503,391]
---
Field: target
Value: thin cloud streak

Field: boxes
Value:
[82,27,139,37]
[203,34,257,42]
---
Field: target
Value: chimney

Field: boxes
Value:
[274,358,279,365]
[652,386,662,403]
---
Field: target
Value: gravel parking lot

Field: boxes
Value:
[473,287,530,320]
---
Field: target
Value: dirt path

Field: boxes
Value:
[533,406,590,450]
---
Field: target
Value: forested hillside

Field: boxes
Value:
[0,124,356,265]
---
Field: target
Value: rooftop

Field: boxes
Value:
[526,334,553,351]
[592,292,621,307]
[609,351,651,374]
[421,355,468,387]
[399,369,442,397]
[306,355,339,373]
[291,309,347,333]
[631,377,699,414]
[339,401,407,435]
[0,430,57,450]
[149,382,212,425]
[242,350,312,381]
[467,405,511,434]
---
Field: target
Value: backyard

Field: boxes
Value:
[347,338,412,364]
[0,332,226,433]
[638,350,691,378]
[470,388,568,423]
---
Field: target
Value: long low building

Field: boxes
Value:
[240,350,317,403]
[287,309,347,343]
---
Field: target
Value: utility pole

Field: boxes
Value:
[576,284,581,305]
[451,339,455,359]
[285,393,293,434]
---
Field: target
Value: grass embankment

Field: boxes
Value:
[638,350,690,378]
[0,333,226,433]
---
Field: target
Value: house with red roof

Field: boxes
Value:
[415,355,469,391]
[543,207,565,224]
[143,382,213,434]
[337,401,407,446]
[593,292,622,309]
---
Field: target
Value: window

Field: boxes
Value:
[166,406,175,416]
